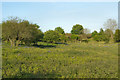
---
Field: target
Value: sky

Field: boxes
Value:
[2,2,118,33]
[1,0,119,2]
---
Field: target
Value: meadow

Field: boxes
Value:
[2,41,118,78]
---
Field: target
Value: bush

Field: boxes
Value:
[103,35,110,43]
[92,30,98,37]
[93,35,102,42]
[71,34,78,41]
[44,30,60,43]
[114,29,120,42]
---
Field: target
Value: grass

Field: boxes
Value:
[0,43,1,79]
[2,42,118,78]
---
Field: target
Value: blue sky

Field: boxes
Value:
[2,2,118,33]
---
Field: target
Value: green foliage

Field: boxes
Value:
[23,24,44,45]
[2,17,22,46]
[102,34,110,43]
[71,24,84,34]
[99,28,104,35]
[93,28,110,43]
[77,34,88,42]
[92,30,98,37]
[114,29,120,42]
[93,34,102,42]
[44,30,60,43]
[104,29,113,38]
[2,17,43,46]
[103,19,117,40]
[60,34,67,43]
[55,27,65,34]
[71,34,78,41]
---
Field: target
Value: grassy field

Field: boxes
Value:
[2,42,118,78]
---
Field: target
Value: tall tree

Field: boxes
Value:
[71,24,84,34]
[55,27,65,34]
[103,19,117,39]
[2,17,21,46]
[2,17,43,46]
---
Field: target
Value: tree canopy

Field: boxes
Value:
[55,27,65,34]
[2,16,119,46]
[43,30,60,43]
[92,30,98,37]
[103,19,117,31]
[2,17,43,46]
[71,24,84,34]
[103,19,117,39]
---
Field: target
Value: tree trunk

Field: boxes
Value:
[16,40,20,47]
[9,38,13,46]
[12,39,16,47]
[111,33,113,40]
[9,38,16,47]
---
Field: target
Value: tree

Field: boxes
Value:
[2,17,43,46]
[103,19,117,39]
[99,28,104,35]
[15,20,33,46]
[2,17,21,46]
[114,29,120,42]
[83,28,90,34]
[22,23,44,45]
[86,33,92,39]
[55,27,65,34]
[0,24,1,44]
[59,34,67,43]
[92,30,98,37]
[93,35,102,42]
[102,34,110,43]
[93,28,110,43]
[44,30,60,43]
[71,34,78,42]
[100,29,112,43]
[65,33,72,42]
[93,28,103,42]
[104,29,113,38]
[71,24,84,34]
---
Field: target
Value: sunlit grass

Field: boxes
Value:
[2,42,118,78]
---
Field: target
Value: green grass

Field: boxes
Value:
[0,43,2,79]
[2,42,118,78]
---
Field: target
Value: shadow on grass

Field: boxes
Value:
[55,42,68,45]
[19,42,68,48]
[32,44,56,48]
[32,42,68,48]
[3,71,61,79]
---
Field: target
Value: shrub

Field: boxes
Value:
[44,30,60,43]
[114,29,120,42]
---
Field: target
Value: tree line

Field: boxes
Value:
[1,17,120,47]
